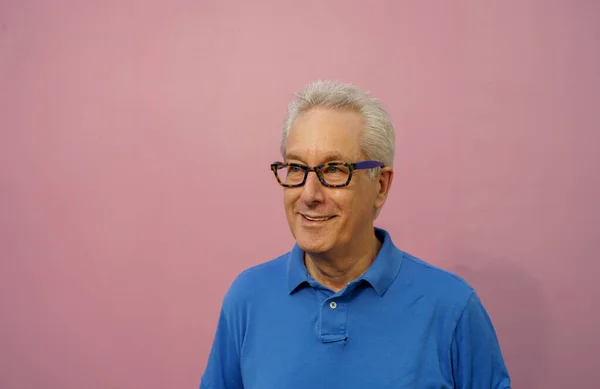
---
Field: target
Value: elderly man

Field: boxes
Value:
[200,80,511,389]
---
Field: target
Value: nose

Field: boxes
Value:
[300,170,325,204]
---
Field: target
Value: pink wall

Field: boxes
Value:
[1,1,599,388]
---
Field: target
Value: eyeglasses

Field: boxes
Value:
[270,160,384,188]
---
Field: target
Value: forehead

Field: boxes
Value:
[285,108,364,162]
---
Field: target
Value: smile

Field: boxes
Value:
[302,214,335,222]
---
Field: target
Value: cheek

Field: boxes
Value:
[283,190,298,211]
[330,193,358,217]
[344,186,375,215]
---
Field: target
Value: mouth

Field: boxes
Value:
[301,214,336,222]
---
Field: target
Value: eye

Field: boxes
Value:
[289,165,302,173]
[325,166,339,174]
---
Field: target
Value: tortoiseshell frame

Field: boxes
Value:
[270,160,384,188]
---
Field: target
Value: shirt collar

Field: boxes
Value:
[286,227,404,296]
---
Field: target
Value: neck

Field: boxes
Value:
[304,229,382,293]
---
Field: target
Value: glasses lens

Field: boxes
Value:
[321,164,350,185]
[277,164,306,186]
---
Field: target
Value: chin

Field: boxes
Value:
[291,226,335,254]
[285,212,341,253]
[295,236,330,254]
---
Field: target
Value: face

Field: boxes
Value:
[282,108,393,256]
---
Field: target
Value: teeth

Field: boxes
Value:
[304,215,332,221]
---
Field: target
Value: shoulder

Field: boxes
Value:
[221,252,290,309]
[398,249,475,308]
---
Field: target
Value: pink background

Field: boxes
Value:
[1,1,599,388]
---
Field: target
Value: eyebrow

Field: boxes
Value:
[284,152,352,164]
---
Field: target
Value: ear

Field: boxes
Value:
[374,167,393,211]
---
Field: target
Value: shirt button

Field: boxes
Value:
[329,301,337,309]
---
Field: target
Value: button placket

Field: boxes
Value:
[319,298,348,342]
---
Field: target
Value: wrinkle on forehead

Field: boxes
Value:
[285,108,365,164]
[285,151,354,164]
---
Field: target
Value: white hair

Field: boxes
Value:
[280,80,395,180]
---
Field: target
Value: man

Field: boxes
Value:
[200,80,511,388]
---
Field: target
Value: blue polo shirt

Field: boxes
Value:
[200,228,511,389]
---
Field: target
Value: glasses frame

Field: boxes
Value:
[270,160,384,188]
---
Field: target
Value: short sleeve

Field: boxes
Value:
[451,292,511,389]
[199,307,244,389]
